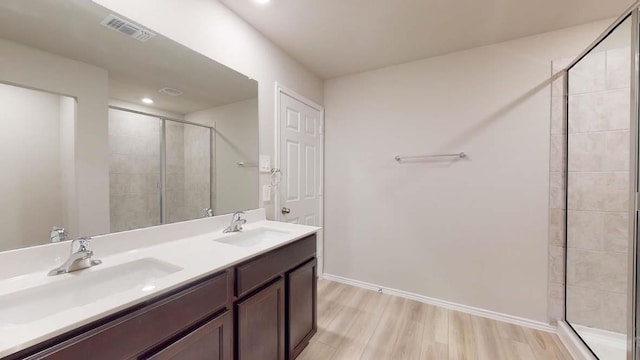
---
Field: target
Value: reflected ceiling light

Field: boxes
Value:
[141,97,154,104]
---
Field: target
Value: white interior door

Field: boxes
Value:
[278,90,323,274]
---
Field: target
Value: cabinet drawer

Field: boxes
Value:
[145,310,233,360]
[32,271,229,360]
[235,235,316,298]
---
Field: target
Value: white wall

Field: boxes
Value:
[323,19,613,323]
[0,84,63,250]
[185,98,259,215]
[0,38,110,237]
[93,0,324,219]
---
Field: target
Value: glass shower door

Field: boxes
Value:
[164,120,213,224]
[108,108,162,232]
[565,14,634,360]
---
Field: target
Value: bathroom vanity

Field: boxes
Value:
[0,210,319,360]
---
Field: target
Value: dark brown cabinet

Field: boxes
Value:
[146,311,233,360]
[286,258,317,359]
[236,279,286,360]
[24,272,230,360]
[4,234,317,360]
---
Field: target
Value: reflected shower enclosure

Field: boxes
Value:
[108,107,213,232]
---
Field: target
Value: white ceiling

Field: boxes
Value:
[221,0,631,79]
[0,0,257,114]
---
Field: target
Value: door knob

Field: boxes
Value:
[281,207,291,215]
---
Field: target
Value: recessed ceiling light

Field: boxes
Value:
[253,0,270,5]
[141,97,154,104]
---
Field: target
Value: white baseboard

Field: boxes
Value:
[322,273,556,334]
[557,321,598,360]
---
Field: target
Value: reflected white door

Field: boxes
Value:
[278,90,323,274]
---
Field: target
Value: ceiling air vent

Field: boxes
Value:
[158,87,184,97]
[100,15,156,42]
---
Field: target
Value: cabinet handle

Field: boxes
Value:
[281,207,291,215]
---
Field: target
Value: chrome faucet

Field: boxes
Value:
[48,238,102,276]
[50,226,68,243]
[204,208,214,217]
[223,211,246,233]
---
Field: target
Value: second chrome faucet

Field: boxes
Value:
[223,211,246,233]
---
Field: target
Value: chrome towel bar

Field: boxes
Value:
[394,152,466,162]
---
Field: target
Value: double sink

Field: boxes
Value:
[0,227,292,330]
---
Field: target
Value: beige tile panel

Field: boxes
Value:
[566,248,628,293]
[566,285,627,334]
[549,172,566,210]
[109,193,160,232]
[109,154,160,175]
[568,89,630,133]
[548,283,564,323]
[568,132,605,171]
[604,130,630,171]
[109,134,160,156]
[109,173,159,196]
[568,51,606,95]
[606,47,631,90]
[603,212,629,253]
[567,210,604,250]
[550,134,565,173]
[549,246,565,285]
[551,97,565,135]
[567,172,629,212]
[548,209,565,247]
[567,210,630,253]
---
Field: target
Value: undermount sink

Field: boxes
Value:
[214,228,291,248]
[0,258,182,328]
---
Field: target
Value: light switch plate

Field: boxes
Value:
[262,184,272,202]
[259,154,271,173]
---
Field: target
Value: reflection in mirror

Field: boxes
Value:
[0,0,259,251]
[0,84,77,250]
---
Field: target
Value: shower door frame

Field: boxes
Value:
[632,9,640,360]
[631,9,639,360]
[561,4,640,360]
[109,106,216,224]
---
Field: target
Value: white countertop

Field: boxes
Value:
[0,211,319,358]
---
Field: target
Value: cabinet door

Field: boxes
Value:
[286,258,317,359]
[236,278,285,360]
[146,310,233,360]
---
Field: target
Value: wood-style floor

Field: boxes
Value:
[299,280,573,360]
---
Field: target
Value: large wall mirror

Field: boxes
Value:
[0,0,259,252]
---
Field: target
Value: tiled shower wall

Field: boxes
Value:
[165,121,187,224]
[166,121,212,223]
[183,124,213,220]
[549,47,630,333]
[108,109,161,232]
[548,58,567,324]
[109,110,213,231]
